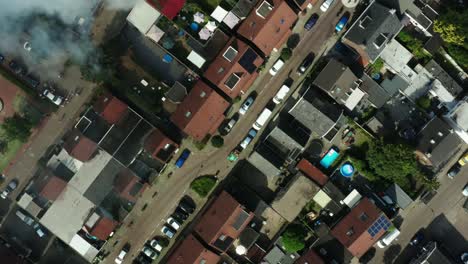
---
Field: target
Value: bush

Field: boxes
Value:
[416,96,431,110]
[282,224,307,253]
[369,58,384,75]
[211,135,224,148]
[1,114,33,141]
[281,48,292,61]
[190,176,216,197]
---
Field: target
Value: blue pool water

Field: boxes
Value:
[320,148,340,169]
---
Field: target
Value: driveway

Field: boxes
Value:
[100,2,354,263]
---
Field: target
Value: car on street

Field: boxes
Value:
[252,108,272,130]
[447,163,461,179]
[16,210,35,225]
[463,184,468,197]
[135,254,152,264]
[464,198,468,212]
[320,0,335,12]
[297,53,315,75]
[304,14,319,31]
[273,85,290,104]
[33,223,46,238]
[461,252,468,264]
[148,239,163,252]
[166,217,181,231]
[173,208,189,221]
[223,118,237,134]
[142,246,159,260]
[377,228,400,248]
[335,15,349,32]
[43,89,64,106]
[8,60,25,75]
[161,225,176,238]
[458,153,468,166]
[409,231,425,246]
[239,129,258,149]
[115,244,130,264]
[239,96,255,115]
[1,179,18,199]
[178,200,195,214]
[269,59,284,76]
[175,149,190,168]
[24,75,40,89]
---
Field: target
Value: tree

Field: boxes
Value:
[1,114,33,141]
[211,135,224,148]
[281,48,292,61]
[0,140,7,154]
[190,176,217,197]
[416,95,431,110]
[433,8,467,46]
[282,224,307,253]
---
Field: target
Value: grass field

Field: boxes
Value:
[0,131,24,171]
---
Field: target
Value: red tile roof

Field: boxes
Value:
[194,191,254,252]
[297,159,328,186]
[144,128,178,162]
[114,169,148,203]
[166,234,221,264]
[94,93,128,125]
[204,37,263,98]
[90,216,118,241]
[63,131,98,162]
[295,248,325,264]
[331,198,387,258]
[146,0,186,20]
[40,176,67,201]
[238,0,297,56]
[171,81,230,141]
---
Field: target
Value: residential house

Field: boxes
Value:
[194,191,254,252]
[425,60,463,102]
[288,89,343,139]
[359,74,397,108]
[144,128,179,163]
[342,1,402,66]
[204,37,263,99]
[313,59,366,111]
[331,198,390,258]
[63,130,98,163]
[84,210,119,241]
[166,234,221,264]
[171,80,230,141]
[146,0,186,20]
[380,39,414,74]
[297,158,328,186]
[127,0,162,34]
[295,248,325,264]
[385,183,413,210]
[39,175,68,202]
[262,245,297,264]
[237,0,297,56]
[270,173,320,222]
[114,169,148,203]
[409,241,455,264]
[93,93,129,125]
[416,117,461,170]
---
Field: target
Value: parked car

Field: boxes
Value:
[178,200,195,214]
[447,163,461,179]
[377,229,400,248]
[180,196,196,211]
[173,208,189,221]
[8,60,25,75]
[239,96,255,115]
[462,252,468,264]
[320,0,335,12]
[161,225,176,238]
[24,75,40,89]
[239,129,258,149]
[223,118,237,133]
[458,153,468,166]
[166,217,181,231]
[269,59,284,76]
[115,244,130,264]
[142,246,159,260]
[1,179,18,199]
[335,15,349,32]
[297,53,315,75]
[15,210,34,225]
[175,149,190,168]
[304,14,319,31]
[464,198,468,212]
[148,239,163,252]
[252,108,272,130]
[43,89,63,106]
[273,85,290,104]
[33,223,46,238]
[463,184,468,197]
[409,231,425,246]
[135,253,152,264]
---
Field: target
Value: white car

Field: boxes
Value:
[166,217,181,231]
[43,89,63,106]
[272,85,290,104]
[149,239,163,252]
[320,0,335,12]
[161,225,176,238]
[115,244,130,264]
[269,59,284,76]
[463,184,468,197]
[142,246,159,260]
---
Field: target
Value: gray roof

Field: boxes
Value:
[417,117,462,169]
[165,82,187,103]
[263,246,286,264]
[385,183,413,209]
[343,1,402,62]
[380,75,409,95]
[360,74,391,108]
[424,60,463,97]
[410,241,454,264]
[248,151,281,177]
[84,158,123,206]
[289,98,338,137]
[266,127,304,156]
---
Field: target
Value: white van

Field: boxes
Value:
[273,85,290,104]
[269,59,284,76]
[252,108,272,130]
[377,229,400,248]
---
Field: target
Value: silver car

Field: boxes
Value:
[239,96,255,115]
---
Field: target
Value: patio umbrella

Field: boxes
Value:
[193,12,205,23]
[198,28,212,40]
[206,21,217,32]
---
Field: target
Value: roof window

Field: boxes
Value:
[200,91,206,98]
[225,73,241,90]
[359,213,369,222]
[373,33,388,49]
[185,111,191,118]
[359,16,372,29]
[223,46,238,62]
[256,0,273,19]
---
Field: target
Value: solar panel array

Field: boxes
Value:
[239,48,258,74]
[367,215,390,237]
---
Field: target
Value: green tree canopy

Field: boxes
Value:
[211,135,224,148]
[1,114,33,141]
[282,224,307,253]
[281,48,292,61]
[433,8,468,46]
[190,176,217,197]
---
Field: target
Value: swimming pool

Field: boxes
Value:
[320,148,340,169]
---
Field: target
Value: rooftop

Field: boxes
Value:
[424,60,463,97]
[170,80,230,141]
[63,130,98,162]
[113,169,148,202]
[360,74,391,108]
[237,0,297,56]
[342,1,402,64]
[144,128,178,163]
[204,37,263,98]
[39,175,67,201]
[126,0,162,34]
[146,0,186,20]
[380,39,413,73]
[331,198,388,258]
[93,93,129,125]
[296,158,328,186]
[295,248,325,264]
[265,126,304,159]
[89,216,118,241]
[166,234,220,264]
[385,183,413,210]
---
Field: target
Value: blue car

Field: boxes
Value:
[304,14,319,31]
[335,15,349,32]
[175,149,191,168]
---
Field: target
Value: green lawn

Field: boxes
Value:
[0,134,24,171]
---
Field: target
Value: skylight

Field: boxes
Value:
[223,46,238,62]
[256,0,273,19]
[225,73,240,90]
